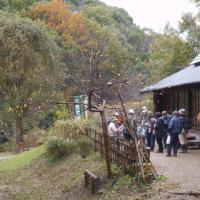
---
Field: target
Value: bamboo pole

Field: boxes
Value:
[117,89,145,179]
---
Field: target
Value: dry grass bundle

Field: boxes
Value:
[49,119,89,139]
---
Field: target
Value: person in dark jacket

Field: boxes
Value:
[167,111,182,157]
[179,109,190,153]
[162,111,170,148]
[155,112,165,153]
[153,112,161,152]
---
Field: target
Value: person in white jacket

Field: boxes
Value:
[108,116,124,137]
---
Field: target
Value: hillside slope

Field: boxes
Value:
[0,147,158,200]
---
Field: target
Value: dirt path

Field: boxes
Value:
[150,149,200,199]
[0,153,15,161]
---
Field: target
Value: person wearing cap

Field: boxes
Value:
[114,112,119,117]
[142,106,147,111]
[113,112,121,128]
[179,108,190,153]
[121,109,137,142]
[108,116,124,137]
[128,109,137,131]
[167,111,182,157]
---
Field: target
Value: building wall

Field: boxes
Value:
[154,84,200,128]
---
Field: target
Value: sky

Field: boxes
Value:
[100,0,198,32]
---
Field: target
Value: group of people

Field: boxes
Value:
[107,109,136,140]
[107,106,191,157]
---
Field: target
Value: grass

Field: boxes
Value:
[0,148,167,200]
[0,145,45,172]
[155,175,168,182]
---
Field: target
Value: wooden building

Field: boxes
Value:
[141,54,200,128]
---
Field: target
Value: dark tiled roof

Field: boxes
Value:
[141,55,200,93]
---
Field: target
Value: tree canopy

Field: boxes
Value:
[145,26,194,83]
[0,11,60,141]
[0,0,198,143]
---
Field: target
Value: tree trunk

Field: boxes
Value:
[100,111,112,178]
[16,115,23,145]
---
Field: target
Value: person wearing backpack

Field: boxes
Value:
[179,109,190,153]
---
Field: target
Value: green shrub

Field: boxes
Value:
[77,136,92,158]
[46,137,76,161]
[49,119,89,139]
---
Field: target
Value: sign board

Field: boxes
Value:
[72,95,86,119]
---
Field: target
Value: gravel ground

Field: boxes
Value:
[150,148,200,200]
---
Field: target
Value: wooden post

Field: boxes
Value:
[116,138,120,164]
[84,170,102,194]
[94,130,97,151]
[100,134,103,158]
[84,171,89,188]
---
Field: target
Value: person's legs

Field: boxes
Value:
[183,132,188,153]
[145,130,148,147]
[185,144,188,153]
[151,135,155,151]
[163,131,167,149]
[167,143,172,156]
[156,137,163,152]
[146,131,152,148]
[180,144,185,153]
[172,142,179,156]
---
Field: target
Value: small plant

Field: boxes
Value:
[46,137,76,161]
[77,136,92,158]
[155,175,167,182]
[111,164,120,176]
[113,175,135,191]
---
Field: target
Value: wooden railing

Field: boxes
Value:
[86,128,140,172]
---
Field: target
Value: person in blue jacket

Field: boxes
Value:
[167,111,182,157]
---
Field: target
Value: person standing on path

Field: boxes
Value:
[167,111,182,157]
[144,111,156,150]
[162,111,170,149]
[179,109,190,153]
[128,109,137,131]
[155,111,168,153]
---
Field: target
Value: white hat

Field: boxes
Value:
[129,109,135,114]
[114,112,119,117]
[178,108,186,115]
[142,106,147,110]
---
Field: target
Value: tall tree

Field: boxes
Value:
[30,0,133,97]
[146,25,194,83]
[0,0,35,12]
[179,13,200,54]
[0,11,60,144]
